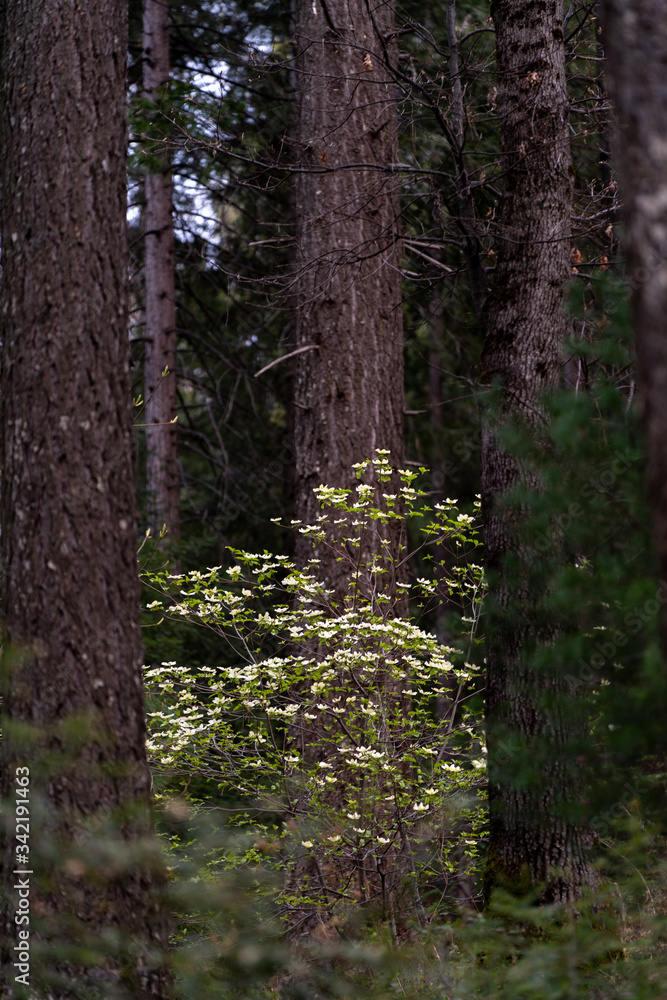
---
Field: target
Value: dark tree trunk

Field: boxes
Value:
[287,5,406,933]
[0,1,170,994]
[143,0,180,542]
[600,0,667,658]
[481,0,596,903]
[292,0,405,592]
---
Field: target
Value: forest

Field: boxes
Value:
[1,0,667,997]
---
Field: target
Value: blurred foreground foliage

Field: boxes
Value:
[12,802,667,999]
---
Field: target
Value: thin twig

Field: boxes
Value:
[254,343,319,377]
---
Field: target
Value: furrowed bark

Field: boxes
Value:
[0,1,171,993]
[292,0,405,596]
[481,0,596,903]
[286,5,407,935]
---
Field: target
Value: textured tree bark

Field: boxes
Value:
[143,0,180,541]
[292,0,405,594]
[288,7,406,933]
[0,1,170,993]
[481,0,596,902]
[600,1,667,657]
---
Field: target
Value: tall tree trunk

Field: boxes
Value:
[599,1,667,660]
[287,4,406,934]
[292,0,405,594]
[143,0,179,542]
[0,1,170,994]
[481,0,596,903]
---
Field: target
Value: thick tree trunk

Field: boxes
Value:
[481,0,596,903]
[0,1,170,994]
[287,6,406,934]
[143,0,179,541]
[292,0,405,593]
[600,1,667,657]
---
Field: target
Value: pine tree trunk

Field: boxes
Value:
[600,0,667,659]
[287,6,406,933]
[292,0,405,592]
[481,0,596,903]
[0,1,170,993]
[143,0,179,542]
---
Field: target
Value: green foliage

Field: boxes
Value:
[135,266,667,1000]
[143,455,487,932]
[125,3,664,994]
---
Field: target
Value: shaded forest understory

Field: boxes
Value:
[2,1,667,998]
